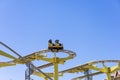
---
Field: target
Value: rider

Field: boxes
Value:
[48,39,54,48]
[55,40,61,46]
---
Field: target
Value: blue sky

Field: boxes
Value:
[0,0,120,80]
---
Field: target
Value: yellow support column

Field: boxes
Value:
[44,77,48,80]
[53,52,59,80]
[105,67,111,80]
[106,73,111,80]
[54,62,58,80]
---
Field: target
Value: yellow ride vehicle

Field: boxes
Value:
[48,39,63,52]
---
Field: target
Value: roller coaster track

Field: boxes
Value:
[59,60,120,73]
[0,41,53,80]
[72,71,103,80]
[1,41,120,80]
[31,49,76,79]
[0,41,76,80]
[59,60,120,80]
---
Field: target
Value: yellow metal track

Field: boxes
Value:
[1,41,120,80]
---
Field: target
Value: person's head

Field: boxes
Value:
[49,39,52,43]
[55,40,59,43]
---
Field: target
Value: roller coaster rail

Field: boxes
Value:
[60,60,120,80]
[0,41,53,80]
[0,41,120,80]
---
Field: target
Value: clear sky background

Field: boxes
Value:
[0,0,120,80]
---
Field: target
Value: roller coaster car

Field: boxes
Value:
[48,40,63,52]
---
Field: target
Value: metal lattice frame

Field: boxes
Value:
[1,41,120,80]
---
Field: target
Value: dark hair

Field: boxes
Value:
[55,40,59,43]
[49,39,52,43]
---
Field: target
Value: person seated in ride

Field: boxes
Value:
[48,39,54,47]
[55,40,61,46]
[55,40,63,50]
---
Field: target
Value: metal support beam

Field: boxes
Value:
[0,41,52,80]
[84,70,92,80]
[53,52,59,80]
[25,63,34,80]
